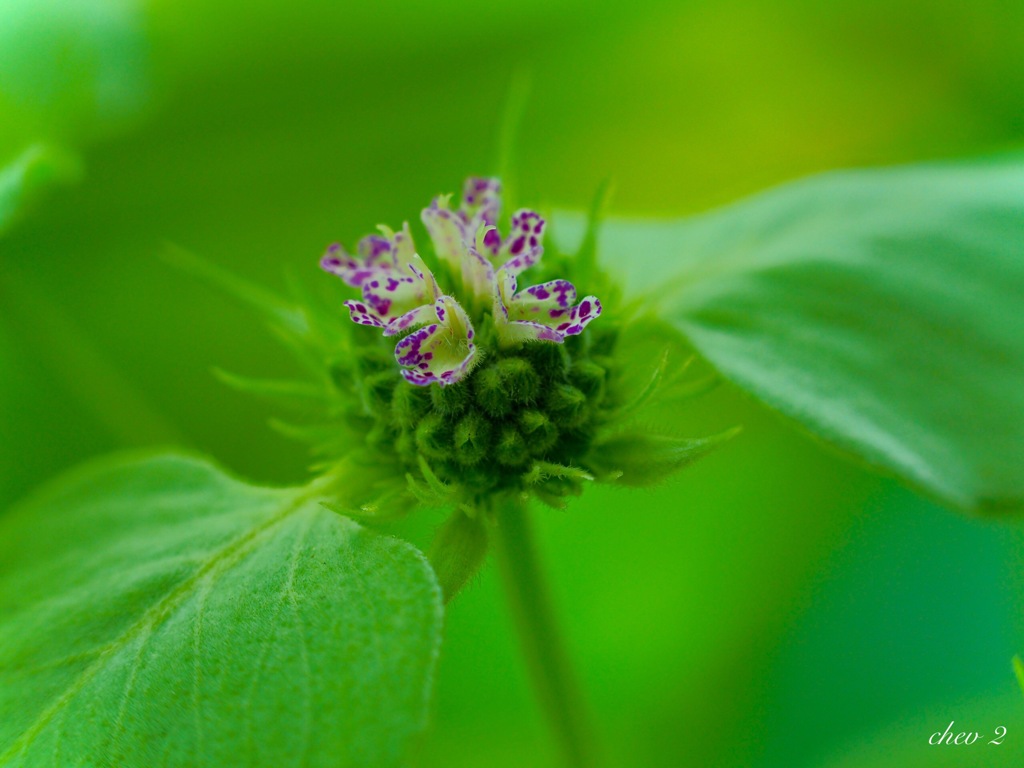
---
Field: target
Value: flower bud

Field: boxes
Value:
[391,383,430,430]
[498,357,541,404]
[415,412,452,461]
[454,411,493,466]
[496,425,529,466]
[474,364,511,417]
[474,358,542,418]
[546,383,588,429]
[519,342,570,382]
[361,371,397,416]
[569,359,606,399]
[431,379,472,417]
[519,410,559,455]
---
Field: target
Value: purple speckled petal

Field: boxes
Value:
[395,324,439,366]
[361,274,420,321]
[357,234,393,264]
[481,227,502,257]
[461,176,501,228]
[384,303,434,337]
[321,244,379,289]
[551,296,602,336]
[360,254,442,323]
[343,300,386,328]
[393,296,477,387]
[322,220,425,299]
[400,343,478,387]
[494,271,567,345]
[496,209,546,275]
[323,222,441,331]
[494,265,601,346]
[509,279,578,320]
[358,222,417,267]
[400,369,436,386]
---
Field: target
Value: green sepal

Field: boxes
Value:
[428,510,489,603]
[213,367,329,409]
[587,428,741,486]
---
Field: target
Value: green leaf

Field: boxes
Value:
[573,157,1024,513]
[0,453,443,767]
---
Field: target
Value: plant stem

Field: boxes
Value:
[493,498,599,768]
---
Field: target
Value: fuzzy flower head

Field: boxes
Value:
[274,175,731,527]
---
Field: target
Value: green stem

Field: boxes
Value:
[493,499,599,768]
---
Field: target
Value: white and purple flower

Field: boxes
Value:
[320,223,440,329]
[321,176,602,387]
[393,297,477,387]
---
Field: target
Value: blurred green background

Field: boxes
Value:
[2,0,1023,765]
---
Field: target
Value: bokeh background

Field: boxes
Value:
[2,0,1024,765]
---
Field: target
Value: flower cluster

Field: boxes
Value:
[278,173,731,535]
[209,175,733,598]
[320,177,602,387]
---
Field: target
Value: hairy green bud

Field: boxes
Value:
[415,412,451,461]
[454,411,493,466]
[519,410,559,455]
[496,425,530,467]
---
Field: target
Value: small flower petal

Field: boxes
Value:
[321,244,379,288]
[393,222,418,262]
[496,209,546,275]
[461,176,501,229]
[361,275,413,318]
[325,222,441,329]
[551,296,603,336]
[510,279,577,315]
[357,233,393,263]
[343,300,387,328]
[421,195,468,272]
[493,269,601,346]
[384,303,435,337]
